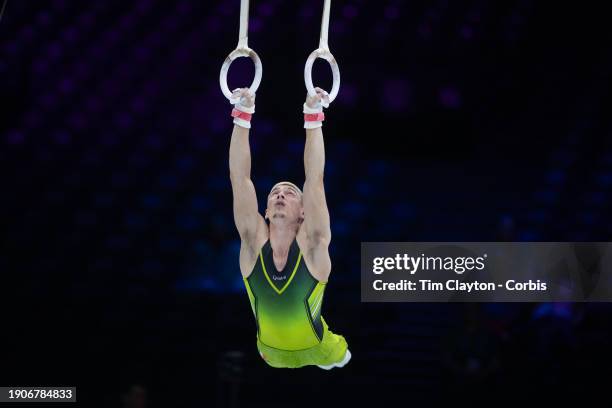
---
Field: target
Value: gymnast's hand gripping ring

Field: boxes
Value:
[304,0,340,105]
[219,0,262,103]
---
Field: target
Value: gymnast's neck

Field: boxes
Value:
[268,221,299,256]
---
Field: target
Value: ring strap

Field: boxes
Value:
[319,0,331,49]
[238,0,249,48]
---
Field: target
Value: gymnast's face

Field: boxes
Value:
[265,183,304,225]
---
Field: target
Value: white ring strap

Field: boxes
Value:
[219,0,263,102]
[318,0,331,50]
[304,0,340,104]
[237,0,249,49]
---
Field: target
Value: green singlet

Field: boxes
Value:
[243,238,349,368]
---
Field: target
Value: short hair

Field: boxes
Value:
[270,181,303,199]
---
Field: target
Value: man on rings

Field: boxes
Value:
[228,86,351,369]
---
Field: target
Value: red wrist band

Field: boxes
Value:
[231,108,252,121]
[304,112,325,122]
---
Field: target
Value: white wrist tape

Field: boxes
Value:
[233,103,255,114]
[231,103,254,129]
[234,117,251,129]
[303,103,325,129]
[304,120,323,129]
[303,102,323,114]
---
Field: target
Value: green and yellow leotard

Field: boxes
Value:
[243,238,348,368]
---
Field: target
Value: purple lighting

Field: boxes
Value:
[68,113,86,130]
[299,6,315,20]
[338,83,358,107]
[206,16,222,33]
[6,131,25,145]
[48,42,63,59]
[384,6,400,20]
[62,27,78,43]
[382,79,411,112]
[85,97,102,113]
[78,13,95,28]
[258,3,274,17]
[460,25,474,40]
[115,113,134,129]
[250,17,263,32]
[33,60,48,74]
[331,21,347,35]
[37,11,52,26]
[59,78,74,94]
[131,97,147,113]
[40,93,57,109]
[342,5,358,19]
[53,131,71,145]
[438,86,462,108]
[21,26,35,41]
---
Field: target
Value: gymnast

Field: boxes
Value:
[222,0,348,369]
[227,86,350,369]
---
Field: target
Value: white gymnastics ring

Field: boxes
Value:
[219,47,262,102]
[304,0,340,104]
[304,48,340,104]
[219,0,262,103]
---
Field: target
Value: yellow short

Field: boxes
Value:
[256,317,349,368]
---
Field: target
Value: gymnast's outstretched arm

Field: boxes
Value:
[302,90,332,247]
[229,89,265,244]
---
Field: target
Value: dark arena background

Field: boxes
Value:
[2,0,612,406]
